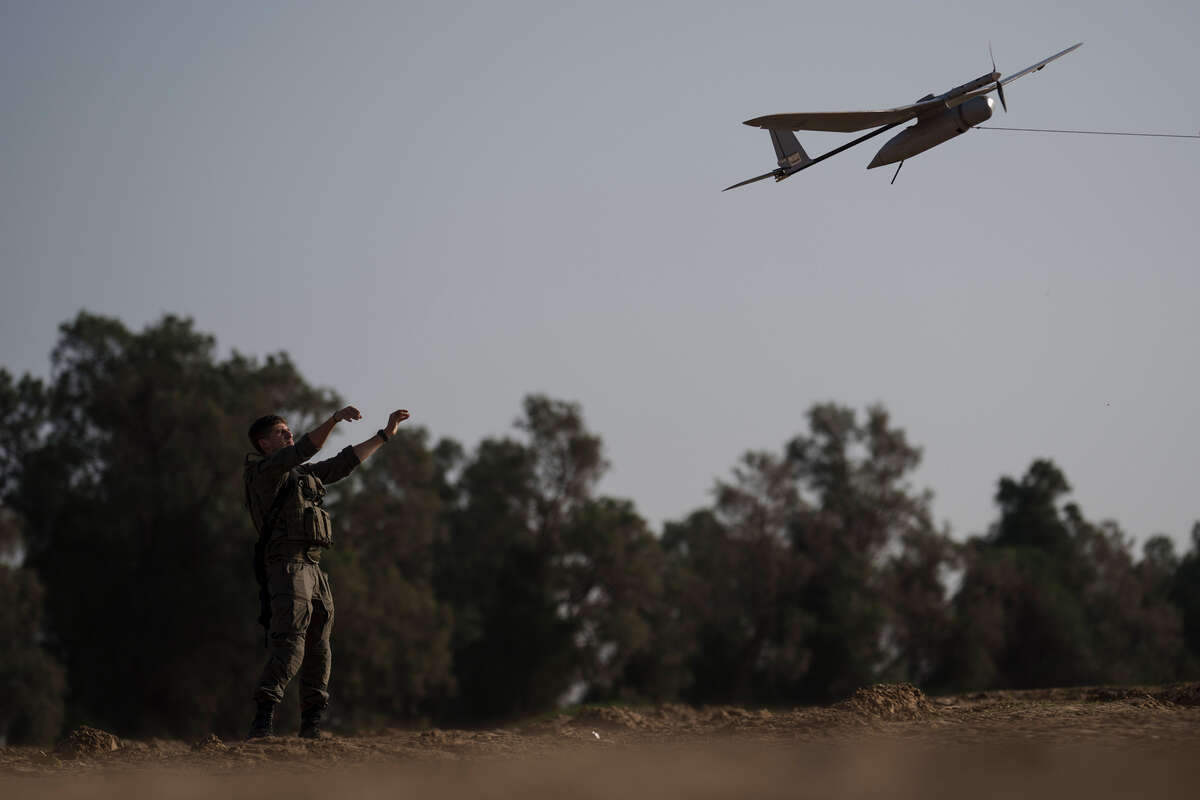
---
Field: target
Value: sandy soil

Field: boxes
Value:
[3,683,1199,799]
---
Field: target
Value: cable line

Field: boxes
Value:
[977,126,1200,139]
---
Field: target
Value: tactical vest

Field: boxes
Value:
[245,457,332,646]
[280,472,333,548]
[245,456,333,549]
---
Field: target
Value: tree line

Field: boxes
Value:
[2,312,1198,743]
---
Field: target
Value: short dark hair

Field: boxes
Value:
[248,415,286,454]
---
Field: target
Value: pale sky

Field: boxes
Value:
[3,0,1197,551]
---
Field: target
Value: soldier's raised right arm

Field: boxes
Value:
[258,406,362,475]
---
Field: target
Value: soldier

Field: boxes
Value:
[243,404,410,739]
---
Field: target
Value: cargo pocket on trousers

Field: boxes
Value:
[270,593,312,641]
[269,561,312,640]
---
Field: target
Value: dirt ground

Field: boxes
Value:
[4,683,1199,799]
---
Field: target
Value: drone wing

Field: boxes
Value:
[744,93,950,132]
[743,100,941,132]
[746,43,1082,130]
[999,42,1083,87]
[950,42,1084,107]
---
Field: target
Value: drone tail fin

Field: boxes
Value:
[770,129,811,172]
[723,130,813,191]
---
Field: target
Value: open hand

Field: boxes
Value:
[384,409,410,436]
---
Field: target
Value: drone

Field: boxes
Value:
[725,43,1083,189]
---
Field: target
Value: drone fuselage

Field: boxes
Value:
[868,96,995,168]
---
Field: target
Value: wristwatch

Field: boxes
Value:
[377,428,390,442]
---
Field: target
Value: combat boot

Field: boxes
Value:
[298,706,326,739]
[246,700,276,740]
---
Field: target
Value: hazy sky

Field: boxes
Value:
[3,1,1197,549]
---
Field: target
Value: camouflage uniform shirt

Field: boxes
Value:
[244,433,361,563]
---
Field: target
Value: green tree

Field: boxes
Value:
[0,506,66,744]
[437,432,566,720]
[565,497,665,702]
[436,395,663,720]
[1,312,338,738]
[944,460,1186,690]
[661,449,810,704]
[786,403,947,700]
[1169,523,1200,669]
[880,525,958,686]
[944,538,1090,688]
[662,403,949,704]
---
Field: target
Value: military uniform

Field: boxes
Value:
[244,433,360,713]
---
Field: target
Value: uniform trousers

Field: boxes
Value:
[253,558,334,711]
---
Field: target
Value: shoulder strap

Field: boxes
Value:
[259,470,297,539]
[248,469,297,648]
[244,468,296,538]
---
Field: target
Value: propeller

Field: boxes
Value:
[989,42,1008,112]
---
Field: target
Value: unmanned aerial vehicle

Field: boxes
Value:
[725,42,1083,189]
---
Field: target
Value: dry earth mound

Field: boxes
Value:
[835,683,935,720]
[55,726,121,759]
[568,705,662,731]
[191,733,229,753]
[1082,687,1170,709]
[564,704,777,734]
[1154,683,1200,707]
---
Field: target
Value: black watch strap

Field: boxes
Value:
[377,428,390,442]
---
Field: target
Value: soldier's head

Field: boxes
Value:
[248,414,293,455]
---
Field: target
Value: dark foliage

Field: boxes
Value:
[1,312,1196,743]
[0,507,67,744]
[941,460,1187,690]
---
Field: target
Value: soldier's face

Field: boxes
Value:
[260,421,294,455]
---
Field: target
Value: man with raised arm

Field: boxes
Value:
[242,404,410,739]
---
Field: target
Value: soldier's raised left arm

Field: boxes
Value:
[303,408,411,485]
